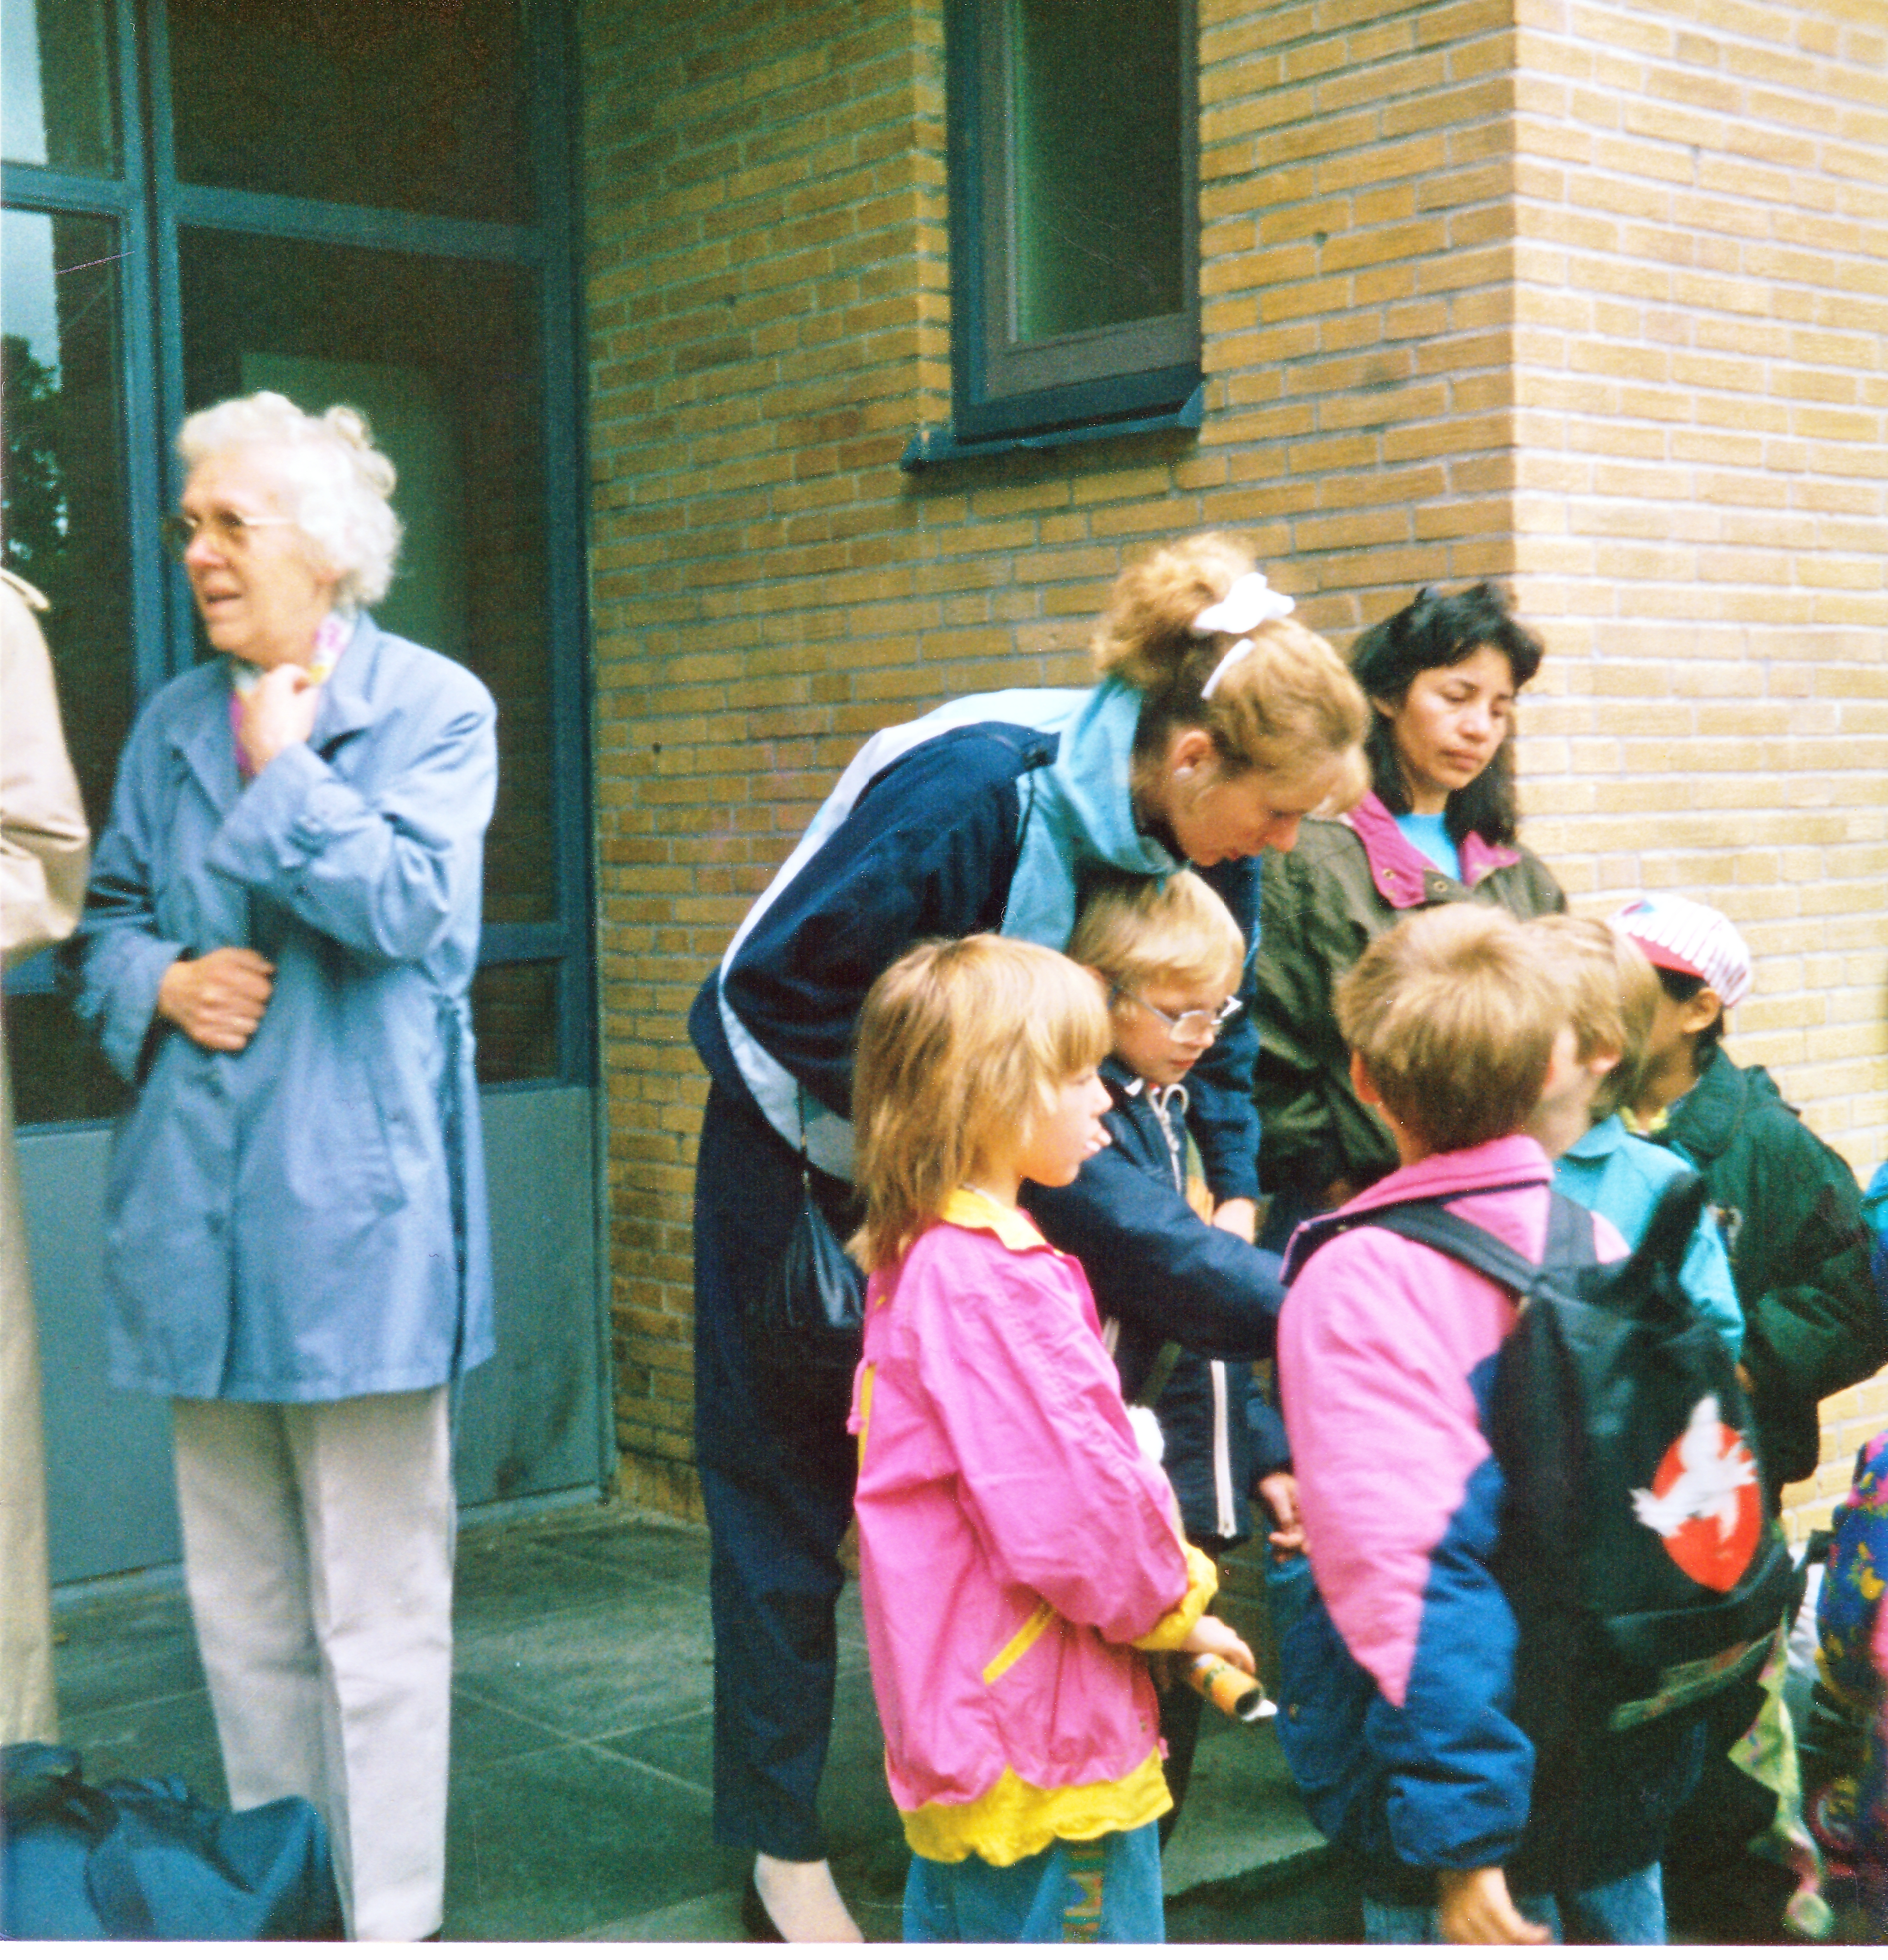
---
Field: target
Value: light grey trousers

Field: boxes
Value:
[171,1388,455,1941]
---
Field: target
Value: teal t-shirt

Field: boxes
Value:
[1395,811,1461,882]
[1554,1114,1744,1360]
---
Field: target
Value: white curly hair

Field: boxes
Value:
[176,391,403,610]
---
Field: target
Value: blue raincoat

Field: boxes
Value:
[64,615,496,1402]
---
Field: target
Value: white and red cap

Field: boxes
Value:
[1609,892,1753,1010]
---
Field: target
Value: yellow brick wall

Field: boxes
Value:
[579,0,1885,1532]
[1495,0,1888,1538]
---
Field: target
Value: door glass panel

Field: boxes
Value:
[0,207,135,1124]
[1,0,118,173]
[178,228,558,933]
[166,0,527,223]
[472,962,559,1084]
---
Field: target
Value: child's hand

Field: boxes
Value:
[1436,1868,1551,1945]
[1211,1196,1257,1243]
[1258,1472,1308,1556]
[1180,1614,1255,1676]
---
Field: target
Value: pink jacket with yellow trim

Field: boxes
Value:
[849,1189,1210,1837]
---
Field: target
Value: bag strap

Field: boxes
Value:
[1304,1190,1596,1301]
[794,1085,813,1197]
[83,1808,158,1942]
[1360,1201,1543,1294]
[1283,1177,1555,1286]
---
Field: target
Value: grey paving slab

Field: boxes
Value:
[56,1687,227,1806]
[449,1689,576,1774]
[613,1654,901,1858]
[451,1532,648,1626]
[442,1741,723,1942]
[52,1585,204,1716]
[510,1512,716,1590]
[1159,1715,1327,1897]
[450,1582,716,1741]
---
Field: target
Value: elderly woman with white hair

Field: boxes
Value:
[64,391,497,1941]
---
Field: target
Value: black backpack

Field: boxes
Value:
[1287,1174,1800,1749]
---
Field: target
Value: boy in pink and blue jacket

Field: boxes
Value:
[1276,906,1701,1945]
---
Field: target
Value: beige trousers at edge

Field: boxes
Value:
[0,1055,58,1746]
[171,1388,455,1942]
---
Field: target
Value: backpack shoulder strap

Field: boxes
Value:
[1358,1200,1541,1297]
[1543,1188,1597,1270]
[1281,1179,1596,1294]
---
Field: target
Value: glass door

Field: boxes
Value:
[2,0,603,1579]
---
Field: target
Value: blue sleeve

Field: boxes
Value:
[1366,1458,1535,1873]
[60,713,187,1084]
[204,674,495,963]
[1682,1207,1744,1363]
[1025,1111,1283,1361]
[720,728,1037,1117]
[1187,855,1263,1201]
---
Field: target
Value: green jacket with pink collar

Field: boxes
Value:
[1251,794,1564,1203]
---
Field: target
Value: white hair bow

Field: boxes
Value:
[1192,572,1296,699]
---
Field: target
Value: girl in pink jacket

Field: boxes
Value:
[846,934,1252,1943]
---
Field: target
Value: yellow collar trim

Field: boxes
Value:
[940,1187,1048,1253]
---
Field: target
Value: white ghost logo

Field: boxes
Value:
[1630,1395,1757,1542]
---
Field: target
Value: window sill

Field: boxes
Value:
[899,384,1203,472]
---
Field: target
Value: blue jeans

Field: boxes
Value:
[1363,1861,1666,1944]
[904,1823,1165,1944]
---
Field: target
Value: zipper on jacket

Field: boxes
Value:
[982,1599,1056,1684]
[854,1363,877,1471]
[1210,1359,1236,1539]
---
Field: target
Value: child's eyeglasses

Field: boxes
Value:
[1111,987,1242,1043]
[161,510,297,560]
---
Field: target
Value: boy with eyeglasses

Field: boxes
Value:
[1023,869,1292,1836]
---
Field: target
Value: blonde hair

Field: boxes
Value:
[850,936,1110,1272]
[177,391,402,609]
[1067,869,1244,998]
[1525,914,1660,1123]
[1335,906,1571,1154]
[1091,531,1368,790]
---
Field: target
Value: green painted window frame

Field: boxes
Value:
[939,0,1201,450]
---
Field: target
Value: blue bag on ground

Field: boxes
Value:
[1,1742,344,1940]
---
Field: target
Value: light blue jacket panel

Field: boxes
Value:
[65,615,497,1401]
[1553,1114,1744,1361]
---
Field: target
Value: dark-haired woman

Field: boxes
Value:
[1251,582,1565,1250]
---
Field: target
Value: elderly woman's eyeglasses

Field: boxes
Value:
[160,510,296,561]
[1111,987,1242,1044]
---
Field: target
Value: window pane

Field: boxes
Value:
[1,0,117,173]
[178,229,557,929]
[167,0,528,223]
[1,208,137,1128]
[1010,0,1182,341]
[3,993,128,1124]
[471,962,558,1084]
[1,211,135,867]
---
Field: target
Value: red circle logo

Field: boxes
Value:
[1629,1395,1762,1593]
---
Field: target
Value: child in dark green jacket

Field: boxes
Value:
[1617,892,1883,1505]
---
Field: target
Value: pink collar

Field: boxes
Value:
[1344,792,1521,910]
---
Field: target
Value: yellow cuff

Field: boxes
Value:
[1131,1542,1219,1651]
